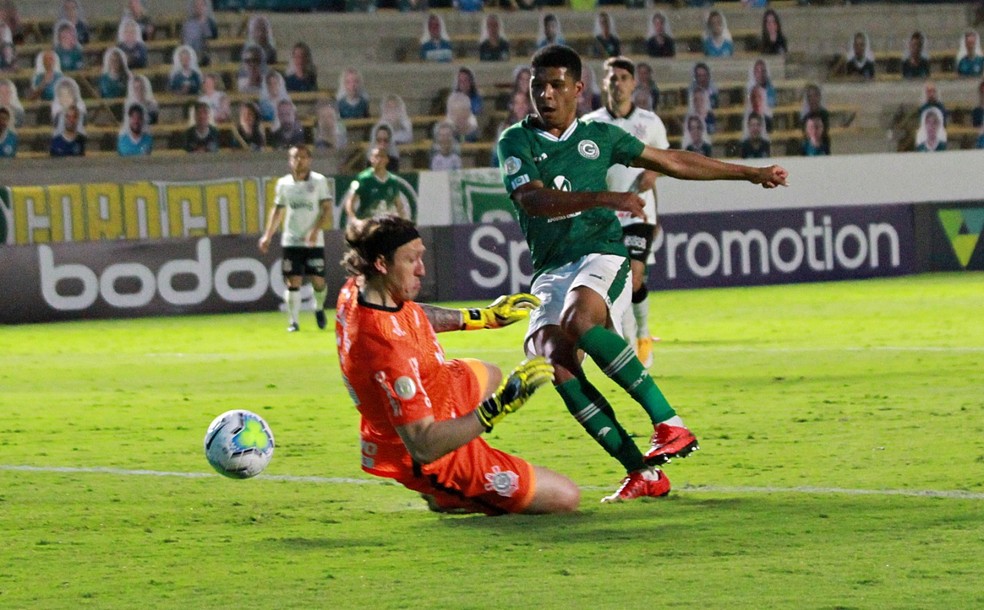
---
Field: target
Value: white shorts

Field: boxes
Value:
[525,253,631,354]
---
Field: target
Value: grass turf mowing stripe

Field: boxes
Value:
[3,464,982,500]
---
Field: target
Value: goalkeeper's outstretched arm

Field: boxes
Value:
[420,293,541,333]
[395,357,554,464]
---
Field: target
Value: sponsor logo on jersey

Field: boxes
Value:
[503,156,521,175]
[394,376,417,400]
[577,139,599,160]
[551,176,571,191]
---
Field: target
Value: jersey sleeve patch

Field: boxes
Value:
[393,376,417,400]
[503,156,522,175]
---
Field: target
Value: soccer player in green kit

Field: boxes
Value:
[497,44,788,502]
[342,145,411,227]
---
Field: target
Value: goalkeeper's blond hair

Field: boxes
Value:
[341,214,420,279]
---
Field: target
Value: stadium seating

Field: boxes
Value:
[2,2,980,167]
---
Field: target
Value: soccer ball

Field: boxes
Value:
[204,410,275,479]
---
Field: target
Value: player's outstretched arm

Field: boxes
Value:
[395,357,553,464]
[397,411,486,465]
[633,146,788,188]
[420,293,541,333]
[420,304,469,332]
[475,357,554,432]
[460,293,540,330]
[513,181,647,220]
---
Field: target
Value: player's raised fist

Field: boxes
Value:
[757,165,789,189]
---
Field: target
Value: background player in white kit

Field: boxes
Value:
[583,56,668,367]
[259,144,334,332]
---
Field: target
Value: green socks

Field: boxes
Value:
[556,376,645,473]
[578,325,676,424]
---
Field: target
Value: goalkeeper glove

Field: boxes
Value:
[460,293,541,331]
[475,356,554,432]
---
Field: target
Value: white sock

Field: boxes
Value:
[660,415,685,428]
[621,303,637,350]
[633,296,650,339]
[641,467,663,480]
[285,288,301,324]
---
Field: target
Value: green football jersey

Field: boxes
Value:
[350,169,403,219]
[497,117,645,275]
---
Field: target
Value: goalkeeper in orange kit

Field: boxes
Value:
[335,215,580,515]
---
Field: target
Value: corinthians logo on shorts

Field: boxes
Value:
[483,465,519,497]
[577,139,599,159]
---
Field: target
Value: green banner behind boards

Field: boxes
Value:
[448,168,515,225]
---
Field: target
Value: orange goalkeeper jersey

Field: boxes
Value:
[336,278,480,479]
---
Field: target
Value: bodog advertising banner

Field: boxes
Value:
[0,234,350,324]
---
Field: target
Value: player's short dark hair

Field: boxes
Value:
[342,215,420,278]
[531,44,581,82]
[603,56,635,78]
[127,103,145,118]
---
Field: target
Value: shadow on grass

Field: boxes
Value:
[433,494,746,534]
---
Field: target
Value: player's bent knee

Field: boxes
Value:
[545,483,580,514]
[559,308,602,341]
[554,481,581,513]
[526,467,580,514]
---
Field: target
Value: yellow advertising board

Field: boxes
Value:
[3,177,280,245]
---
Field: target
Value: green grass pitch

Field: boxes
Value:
[1,272,982,608]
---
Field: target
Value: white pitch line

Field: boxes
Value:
[450,345,984,356]
[0,464,376,485]
[2,464,982,500]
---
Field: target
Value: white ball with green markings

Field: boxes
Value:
[204,410,275,479]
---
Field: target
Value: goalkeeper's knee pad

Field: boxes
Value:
[631,285,648,304]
